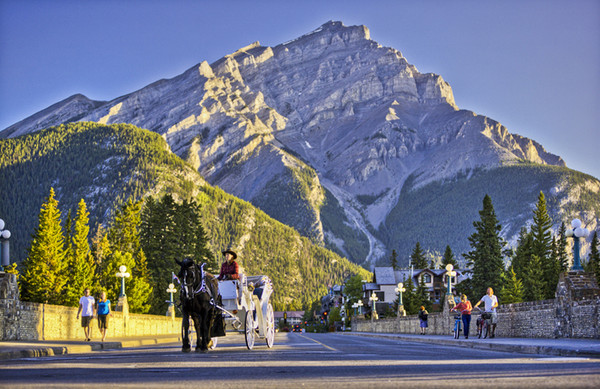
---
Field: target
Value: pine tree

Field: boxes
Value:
[531,191,558,299]
[20,188,67,304]
[512,227,533,281]
[92,225,112,293]
[501,266,524,304]
[107,198,153,313]
[556,222,569,272]
[63,199,96,306]
[390,249,399,270]
[442,245,457,268]
[523,254,545,301]
[410,242,428,269]
[588,231,600,285]
[464,194,506,301]
[400,276,419,315]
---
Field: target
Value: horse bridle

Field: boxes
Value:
[180,263,212,302]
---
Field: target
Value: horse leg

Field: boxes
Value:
[181,313,191,352]
[192,313,205,352]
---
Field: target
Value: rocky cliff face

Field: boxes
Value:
[1,21,571,265]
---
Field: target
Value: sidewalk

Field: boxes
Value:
[343,332,600,358]
[0,334,182,360]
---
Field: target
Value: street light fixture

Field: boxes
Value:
[445,264,456,296]
[395,282,406,317]
[369,292,379,322]
[566,218,590,271]
[116,265,131,297]
[0,219,11,272]
[166,282,177,317]
[357,300,363,315]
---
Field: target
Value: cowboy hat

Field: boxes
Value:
[222,249,237,259]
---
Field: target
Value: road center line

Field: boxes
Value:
[297,334,338,352]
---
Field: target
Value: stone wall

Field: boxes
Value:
[0,273,182,341]
[353,272,600,339]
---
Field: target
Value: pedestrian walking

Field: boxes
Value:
[418,306,429,334]
[474,287,498,338]
[76,287,95,341]
[96,291,112,342]
[451,294,473,339]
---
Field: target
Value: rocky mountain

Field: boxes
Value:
[2,21,598,267]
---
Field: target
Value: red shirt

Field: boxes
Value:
[453,301,472,315]
[218,260,239,280]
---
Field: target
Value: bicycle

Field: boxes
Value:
[452,312,462,339]
[474,308,492,339]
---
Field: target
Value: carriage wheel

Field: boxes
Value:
[245,310,256,350]
[265,303,275,348]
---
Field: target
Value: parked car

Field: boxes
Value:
[292,324,302,332]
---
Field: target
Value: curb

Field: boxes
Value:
[340,332,600,358]
[0,336,182,360]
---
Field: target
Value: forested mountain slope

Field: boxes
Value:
[0,122,370,309]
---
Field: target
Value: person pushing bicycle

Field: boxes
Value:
[474,287,498,338]
[450,294,473,339]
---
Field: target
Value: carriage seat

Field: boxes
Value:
[218,273,245,311]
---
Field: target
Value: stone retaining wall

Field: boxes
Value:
[0,273,182,341]
[353,272,600,339]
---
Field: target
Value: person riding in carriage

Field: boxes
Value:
[217,249,239,280]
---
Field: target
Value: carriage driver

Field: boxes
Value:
[217,249,240,281]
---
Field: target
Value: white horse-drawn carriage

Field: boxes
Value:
[212,274,275,350]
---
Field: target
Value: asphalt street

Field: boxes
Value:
[1,332,599,388]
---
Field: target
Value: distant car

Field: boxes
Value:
[292,324,302,332]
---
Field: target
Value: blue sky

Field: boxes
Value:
[1,0,599,179]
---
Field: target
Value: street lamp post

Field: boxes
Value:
[445,264,457,296]
[0,219,11,272]
[115,265,130,313]
[566,218,590,271]
[369,292,379,322]
[357,300,363,316]
[166,282,177,318]
[395,282,406,317]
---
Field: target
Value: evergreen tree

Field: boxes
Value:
[531,191,558,299]
[556,222,569,272]
[107,198,153,313]
[511,227,533,281]
[64,199,96,306]
[140,194,214,314]
[588,231,600,285]
[20,188,67,304]
[464,194,506,301]
[410,242,428,269]
[92,225,112,293]
[390,249,399,270]
[400,276,419,315]
[523,254,545,301]
[442,245,457,268]
[501,266,524,304]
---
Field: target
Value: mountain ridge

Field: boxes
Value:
[3,21,591,267]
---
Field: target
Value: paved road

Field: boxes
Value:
[1,332,599,388]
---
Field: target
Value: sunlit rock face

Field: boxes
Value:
[1,21,566,263]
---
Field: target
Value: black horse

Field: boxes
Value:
[175,258,219,352]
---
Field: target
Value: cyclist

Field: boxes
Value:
[450,294,473,339]
[474,287,498,338]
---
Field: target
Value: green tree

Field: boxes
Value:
[107,198,153,313]
[390,249,399,270]
[20,188,67,304]
[416,275,432,312]
[587,231,600,285]
[523,254,545,301]
[464,194,506,301]
[531,191,559,299]
[556,222,569,272]
[63,199,96,306]
[501,266,524,304]
[400,276,419,315]
[442,245,457,268]
[410,242,428,269]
